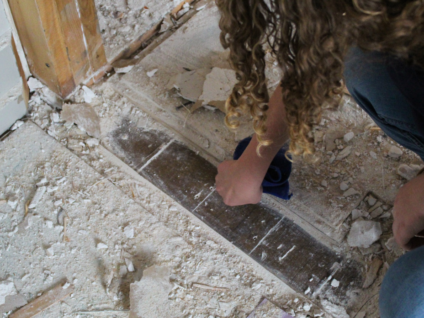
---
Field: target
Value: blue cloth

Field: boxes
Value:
[344,48,424,317]
[233,137,292,200]
[380,245,424,318]
[344,47,424,160]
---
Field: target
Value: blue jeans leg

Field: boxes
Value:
[344,47,424,161]
[379,246,424,318]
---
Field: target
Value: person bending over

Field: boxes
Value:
[214,1,424,317]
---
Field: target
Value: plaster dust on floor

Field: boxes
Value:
[0,106,324,316]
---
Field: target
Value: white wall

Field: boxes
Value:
[0,2,9,34]
[0,1,26,135]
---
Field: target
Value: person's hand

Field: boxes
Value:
[215,160,263,206]
[393,173,424,250]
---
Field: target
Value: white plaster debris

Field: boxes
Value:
[370,151,377,160]
[331,279,340,288]
[194,67,237,113]
[168,68,210,102]
[50,112,61,123]
[343,132,354,143]
[63,282,71,289]
[389,145,403,159]
[40,87,63,109]
[86,138,100,147]
[81,86,97,103]
[123,225,134,238]
[177,3,190,18]
[61,103,101,138]
[97,243,108,249]
[147,69,158,78]
[347,220,382,248]
[7,200,18,210]
[27,77,44,92]
[115,65,134,74]
[0,280,17,306]
[125,258,135,272]
[303,303,312,311]
[29,186,47,209]
[11,120,24,131]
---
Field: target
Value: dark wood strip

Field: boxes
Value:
[141,141,217,211]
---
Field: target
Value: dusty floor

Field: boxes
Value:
[0,121,314,318]
[2,1,423,317]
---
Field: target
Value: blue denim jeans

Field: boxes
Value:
[379,246,424,318]
[344,49,424,317]
[344,47,424,161]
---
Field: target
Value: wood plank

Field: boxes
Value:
[8,0,59,93]
[35,0,76,97]
[8,0,107,97]
[141,141,216,211]
[76,0,107,73]
[56,0,90,85]
[10,283,74,318]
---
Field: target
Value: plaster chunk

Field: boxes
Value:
[347,220,382,248]
[61,103,101,138]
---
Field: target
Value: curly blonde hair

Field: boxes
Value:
[216,0,424,157]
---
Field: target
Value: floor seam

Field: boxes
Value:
[192,188,216,212]
[249,216,286,255]
[138,138,175,172]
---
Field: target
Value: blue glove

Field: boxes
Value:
[233,137,292,200]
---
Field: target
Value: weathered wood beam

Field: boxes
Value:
[8,0,107,98]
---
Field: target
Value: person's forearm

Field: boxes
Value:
[237,85,290,182]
